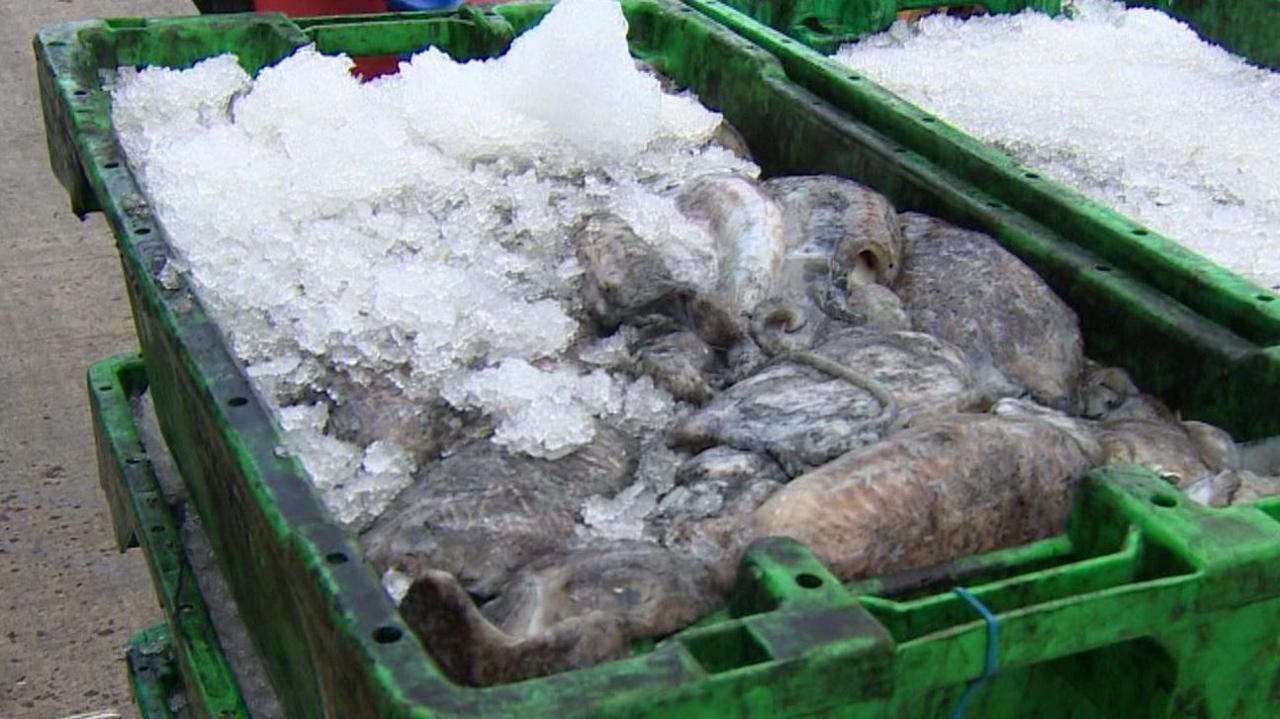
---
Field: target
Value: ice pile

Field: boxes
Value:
[579,443,686,541]
[442,359,622,459]
[111,0,754,528]
[835,0,1280,289]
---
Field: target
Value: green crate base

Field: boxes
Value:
[49,4,1280,715]
[128,625,193,719]
[91,355,253,719]
[89,350,1280,718]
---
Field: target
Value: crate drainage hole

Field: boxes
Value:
[1258,295,1274,303]
[98,384,112,391]
[326,552,348,565]
[125,457,140,465]
[796,573,823,589]
[1095,265,1113,273]
[227,396,248,407]
[104,161,120,169]
[134,227,152,235]
[1132,228,1149,236]
[1151,493,1178,508]
[1024,172,1040,179]
[373,626,403,644]
[801,16,832,34]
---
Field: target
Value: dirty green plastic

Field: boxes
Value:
[127,625,190,719]
[683,0,1280,441]
[694,0,1280,358]
[90,355,251,719]
[1128,0,1280,71]
[714,0,1280,68]
[709,0,1061,53]
[91,354,1280,719]
[40,4,1280,717]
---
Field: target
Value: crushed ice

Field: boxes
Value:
[111,0,754,529]
[835,0,1280,290]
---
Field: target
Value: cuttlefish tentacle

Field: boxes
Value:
[749,301,899,431]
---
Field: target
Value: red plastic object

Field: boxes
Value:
[350,56,401,79]
[255,0,387,13]
[254,1,401,79]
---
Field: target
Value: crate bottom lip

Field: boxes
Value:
[92,354,281,719]
[127,625,187,719]
[90,355,1280,718]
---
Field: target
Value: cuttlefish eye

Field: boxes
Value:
[607,583,644,606]
[858,249,880,275]
[847,247,894,289]
[762,304,806,333]
[848,264,876,288]
[567,566,652,609]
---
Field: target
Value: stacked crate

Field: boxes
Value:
[37,2,1280,716]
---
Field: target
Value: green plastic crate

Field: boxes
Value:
[39,4,1280,717]
[1129,0,1280,72]
[708,0,1280,67]
[89,350,1280,719]
[700,0,1063,53]
[90,355,252,719]
[128,624,195,719]
[96,354,287,719]
[688,0,1280,397]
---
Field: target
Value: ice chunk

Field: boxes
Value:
[110,55,250,163]
[336,440,416,529]
[277,402,329,435]
[442,359,624,459]
[576,329,634,368]
[496,0,664,157]
[634,441,684,495]
[380,0,678,159]
[382,567,413,604]
[577,442,685,540]
[659,91,725,145]
[580,480,653,541]
[623,376,679,432]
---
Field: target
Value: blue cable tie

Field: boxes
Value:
[947,586,998,719]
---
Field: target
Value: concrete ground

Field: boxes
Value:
[0,1,193,717]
